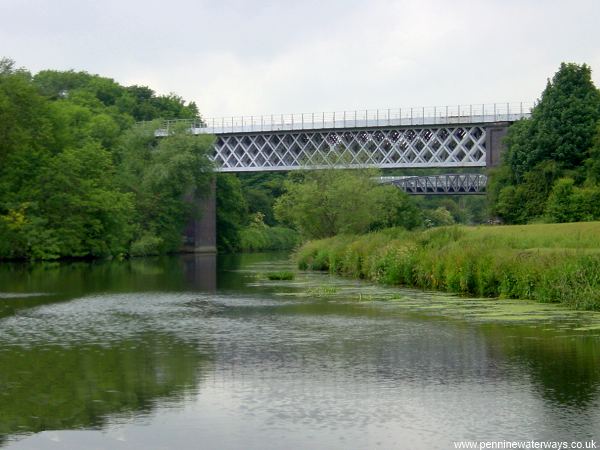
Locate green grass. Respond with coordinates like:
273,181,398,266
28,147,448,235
295,222,600,311
265,271,295,281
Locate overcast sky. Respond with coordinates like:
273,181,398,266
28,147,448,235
2,0,599,118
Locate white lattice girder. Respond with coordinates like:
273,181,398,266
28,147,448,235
213,125,487,172
389,174,487,195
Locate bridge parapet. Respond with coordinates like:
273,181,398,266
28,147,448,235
154,102,531,135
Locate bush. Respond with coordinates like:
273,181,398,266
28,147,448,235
265,271,295,280
238,224,299,252
130,233,163,257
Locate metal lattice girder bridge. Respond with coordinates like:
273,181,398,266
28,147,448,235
213,125,490,172
381,174,488,195
154,102,531,172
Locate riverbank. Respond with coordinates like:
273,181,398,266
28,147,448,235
238,224,299,252
296,222,600,310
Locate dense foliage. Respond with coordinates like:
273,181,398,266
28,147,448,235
238,172,286,226
215,173,247,253
215,172,299,253
490,63,600,223
0,58,212,260
239,220,300,252
273,165,422,239
297,222,600,311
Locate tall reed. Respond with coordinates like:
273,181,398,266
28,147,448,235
296,223,600,310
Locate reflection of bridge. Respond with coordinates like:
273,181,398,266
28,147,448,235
164,103,530,252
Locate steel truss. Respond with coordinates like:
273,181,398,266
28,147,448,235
388,174,487,195
213,125,488,172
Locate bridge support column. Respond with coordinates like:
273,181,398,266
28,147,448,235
485,123,510,167
182,178,217,253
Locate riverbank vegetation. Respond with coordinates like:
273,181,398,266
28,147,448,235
296,222,600,310
216,167,481,252
0,58,213,260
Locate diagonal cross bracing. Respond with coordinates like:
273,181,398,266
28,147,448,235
386,174,488,195
213,125,488,172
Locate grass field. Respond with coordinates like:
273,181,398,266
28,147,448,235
296,222,600,310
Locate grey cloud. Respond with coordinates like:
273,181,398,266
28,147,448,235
1,0,599,117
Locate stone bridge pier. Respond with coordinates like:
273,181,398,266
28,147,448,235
485,124,509,167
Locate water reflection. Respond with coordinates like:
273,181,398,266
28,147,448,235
182,254,217,291
0,253,599,449
485,324,600,408
0,254,217,319
0,334,210,445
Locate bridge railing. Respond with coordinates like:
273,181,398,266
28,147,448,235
154,102,533,135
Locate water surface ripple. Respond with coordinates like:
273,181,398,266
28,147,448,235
0,253,599,449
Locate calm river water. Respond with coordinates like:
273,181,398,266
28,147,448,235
0,253,599,449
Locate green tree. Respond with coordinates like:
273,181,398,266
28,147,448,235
532,63,600,170
423,207,455,228
237,172,286,226
274,167,421,239
370,185,422,230
545,178,578,223
545,178,600,223
585,123,600,183
0,59,214,260
38,143,135,258
117,127,214,255
490,63,600,223
216,173,247,252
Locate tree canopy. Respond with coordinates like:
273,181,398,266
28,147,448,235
489,63,600,223
0,58,212,260
273,165,421,239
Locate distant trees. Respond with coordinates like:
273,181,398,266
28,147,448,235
32,69,199,121
9,58,600,258
490,63,600,223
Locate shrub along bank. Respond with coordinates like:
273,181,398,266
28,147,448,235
239,224,299,252
296,222,600,310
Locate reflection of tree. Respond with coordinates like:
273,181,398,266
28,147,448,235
483,324,600,408
0,333,212,443
0,254,217,319
217,253,279,291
